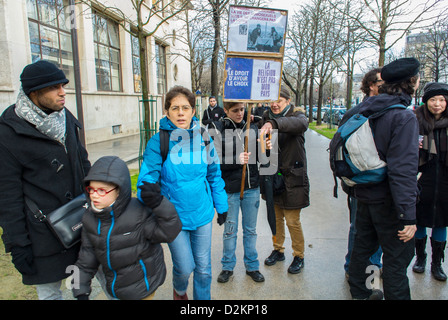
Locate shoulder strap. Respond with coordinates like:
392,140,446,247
369,104,407,119
160,129,169,163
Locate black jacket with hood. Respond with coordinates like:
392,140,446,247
73,156,181,300
209,117,260,194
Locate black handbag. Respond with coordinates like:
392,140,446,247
25,194,89,249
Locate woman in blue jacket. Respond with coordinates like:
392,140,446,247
137,86,228,300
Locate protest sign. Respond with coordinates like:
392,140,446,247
224,57,281,101
223,5,287,102
228,6,287,55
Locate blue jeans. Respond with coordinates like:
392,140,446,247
222,188,260,272
345,196,383,273
35,281,63,300
168,221,212,300
415,226,447,242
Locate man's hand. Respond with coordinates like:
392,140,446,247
398,224,416,242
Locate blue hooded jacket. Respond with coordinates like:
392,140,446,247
137,116,228,230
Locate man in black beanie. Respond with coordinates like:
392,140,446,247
0,60,90,299
345,57,421,300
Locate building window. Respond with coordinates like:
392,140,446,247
27,0,74,88
92,12,122,92
131,34,142,93
155,42,167,95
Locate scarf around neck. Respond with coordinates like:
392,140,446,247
15,87,67,146
269,104,291,119
418,111,448,167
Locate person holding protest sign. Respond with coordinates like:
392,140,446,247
259,85,310,274
209,101,265,283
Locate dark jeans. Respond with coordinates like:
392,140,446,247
348,198,415,300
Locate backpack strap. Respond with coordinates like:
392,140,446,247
369,104,407,119
159,127,211,164
159,129,169,163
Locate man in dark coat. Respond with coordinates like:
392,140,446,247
259,86,310,274
0,60,90,299
347,57,420,300
202,96,226,126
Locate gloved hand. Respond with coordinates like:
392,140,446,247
11,246,37,275
217,212,227,226
139,182,163,209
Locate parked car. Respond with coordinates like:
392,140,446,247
334,109,346,125
323,109,338,123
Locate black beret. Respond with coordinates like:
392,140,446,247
422,82,448,103
381,57,420,84
20,60,69,95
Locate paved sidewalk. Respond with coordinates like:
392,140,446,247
70,130,447,300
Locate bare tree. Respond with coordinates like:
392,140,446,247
329,0,445,66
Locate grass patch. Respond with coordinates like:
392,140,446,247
130,169,139,196
0,228,38,300
308,122,337,139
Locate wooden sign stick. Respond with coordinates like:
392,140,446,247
240,104,252,200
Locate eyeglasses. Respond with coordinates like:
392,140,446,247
169,105,193,113
85,186,117,197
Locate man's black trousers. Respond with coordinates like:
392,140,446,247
348,197,415,300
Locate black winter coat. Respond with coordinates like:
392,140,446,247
416,106,448,228
0,105,90,285
345,93,419,223
73,156,181,300
260,106,310,210
209,117,260,194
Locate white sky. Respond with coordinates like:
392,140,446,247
266,0,447,73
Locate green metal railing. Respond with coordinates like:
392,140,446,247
138,96,158,170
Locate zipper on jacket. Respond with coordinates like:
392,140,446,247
97,220,101,235
106,211,118,298
139,259,150,292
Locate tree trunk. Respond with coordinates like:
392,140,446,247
211,1,220,97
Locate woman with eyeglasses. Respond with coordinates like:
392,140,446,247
137,86,228,300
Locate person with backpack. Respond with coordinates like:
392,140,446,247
343,57,420,300
137,86,228,300
209,101,264,283
259,86,310,274
343,68,384,278
413,82,448,281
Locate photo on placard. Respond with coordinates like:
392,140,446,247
227,5,287,55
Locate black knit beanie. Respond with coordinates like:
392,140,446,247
422,82,448,103
20,60,69,95
279,85,291,100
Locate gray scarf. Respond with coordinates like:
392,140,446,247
15,87,66,146
269,104,291,119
